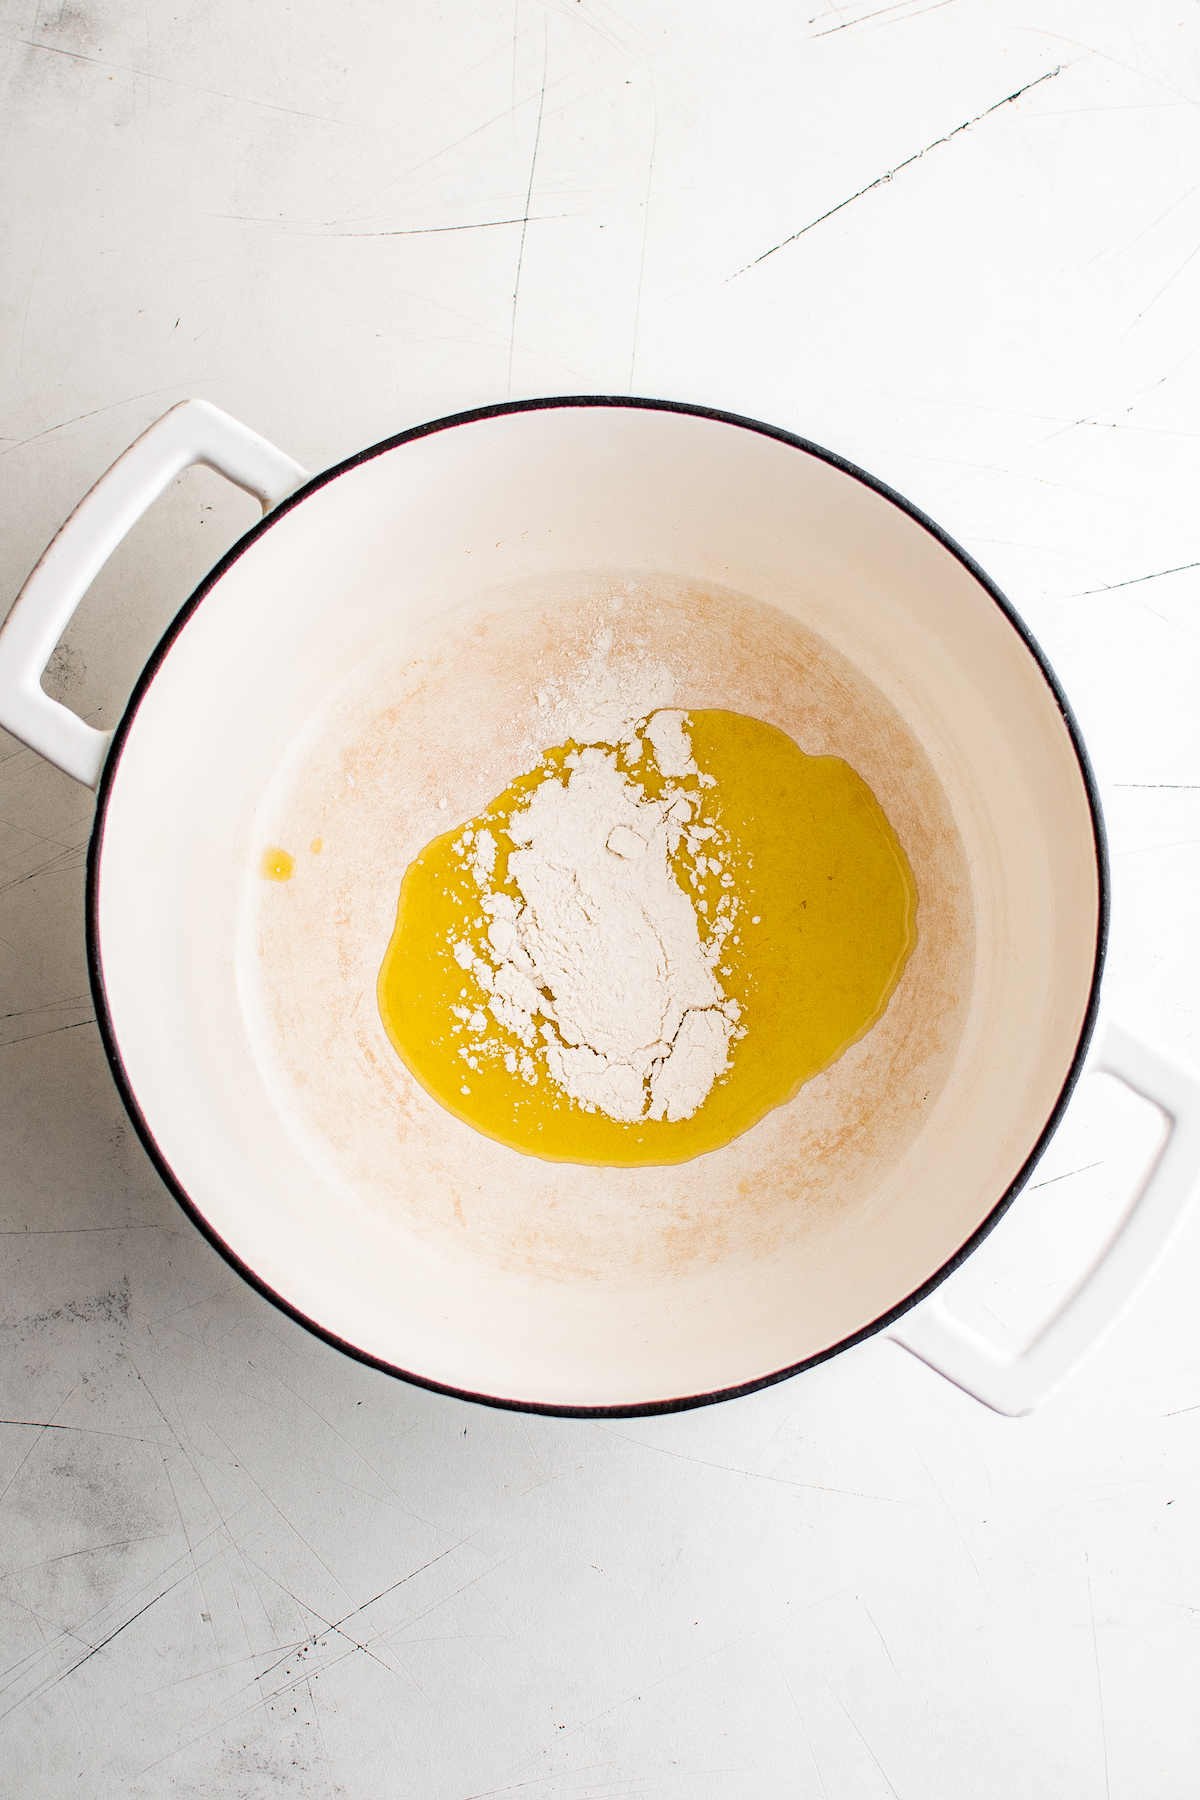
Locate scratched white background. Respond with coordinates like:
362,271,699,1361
3,1,1200,1794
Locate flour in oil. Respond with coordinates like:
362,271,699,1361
376,709,917,1166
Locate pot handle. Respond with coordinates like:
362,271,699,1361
0,399,308,789
887,1015,1200,1415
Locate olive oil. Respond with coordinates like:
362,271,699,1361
260,846,296,881
378,710,917,1166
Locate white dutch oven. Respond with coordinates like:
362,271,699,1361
3,397,1198,1417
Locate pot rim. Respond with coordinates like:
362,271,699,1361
85,394,1110,1418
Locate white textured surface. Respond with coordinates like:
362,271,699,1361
2,3,1199,1794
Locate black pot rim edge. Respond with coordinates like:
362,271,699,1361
85,393,1111,1420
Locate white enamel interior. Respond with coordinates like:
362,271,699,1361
95,405,1100,1408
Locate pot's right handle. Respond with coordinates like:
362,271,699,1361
0,399,308,789
888,1016,1200,1415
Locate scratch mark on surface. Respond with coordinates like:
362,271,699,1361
0,1421,76,1429
507,19,548,398
1087,1555,1111,1800
323,214,569,239
880,389,1200,441
317,67,560,237
861,1600,910,1696
1085,240,1200,376
742,1379,821,1482
130,1659,316,1781
1,992,92,1018
956,1286,1020,1345
306,1664,338,1800
247,1333,446,1535
0,1019,95,1049
511,0,520,150
1033,27,1173,97
198,1419,358,1611
1091,0,1198,107
867,1368,987,1594
1114,784,1200,790
1114,838,1200,857
331,1544,466,1634
628,80,657,393
1137,600,1188,632
515,1419,569,1519
1028,1160,1106,1190
821,1675,902,1797
0,387,185,459
0,1515,237,1708
246,1560,407,1683
211,208,575,237
157,1445,219,1648
1067,559,1200,597
0,1384,79,1511
813,0,959,37
0,821,80,852
20,1582,175,1696
15,37,352,124
590,1425,916,1503
367,1547,522,1645
725,64,1065,281
0,849,89,899
1011,114,1062,208
16,1534,168,1573
1083,180,1200,273
541,1626,762,1760
0,1559,89,1742
134,1640,287,1705
771,1650,830,1799
0,1422,148,1442
0,1225,160,1235
131,1550,497,1780
461,1783,551,1799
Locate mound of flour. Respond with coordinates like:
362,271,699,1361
448,711,742,1124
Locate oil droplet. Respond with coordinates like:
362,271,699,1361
260,846,295,882
310,837,323,854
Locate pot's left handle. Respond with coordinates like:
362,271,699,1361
0,399,309,789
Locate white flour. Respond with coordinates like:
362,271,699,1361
446,710,744,1124
519,607,678,757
